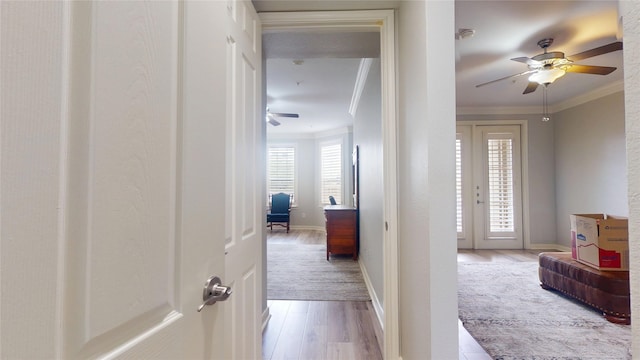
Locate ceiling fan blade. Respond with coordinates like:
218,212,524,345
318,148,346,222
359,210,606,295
568,41,623,61
476,69,537,88
511,57,541,66
271,112,299,118
268,118,281,126
522,82,539,94
566,64,617,75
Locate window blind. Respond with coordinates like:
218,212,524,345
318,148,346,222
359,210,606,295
456,138,463,233
321,143,342,204
487,138,514,232
267,146,295,203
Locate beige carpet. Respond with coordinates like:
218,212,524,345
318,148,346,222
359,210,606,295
267,243,370,301
458,262,632,360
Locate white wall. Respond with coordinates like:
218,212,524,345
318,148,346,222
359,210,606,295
456,114,557,247
398,1,459,358
554,92,628,248
353,59,384,308
622,0,640,352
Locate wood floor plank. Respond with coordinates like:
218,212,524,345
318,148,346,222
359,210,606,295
366,302,384,355
327,301,351,343
326,342,357,360
299,302,329,360
352,304,383,359
457,250,494,262
494,249,539,262
262,301,291,360
267,229,325,245
269,313,307,360
458,249,558,263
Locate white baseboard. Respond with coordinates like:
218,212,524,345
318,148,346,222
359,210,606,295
359,259,384,331
529,243,571,252
262,306,271,333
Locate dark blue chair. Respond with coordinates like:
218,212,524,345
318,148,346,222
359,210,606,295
267,193,291,232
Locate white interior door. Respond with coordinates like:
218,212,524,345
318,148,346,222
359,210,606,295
62,2,231,358
224,0,263,358
457,124,524,249
1,1,261,358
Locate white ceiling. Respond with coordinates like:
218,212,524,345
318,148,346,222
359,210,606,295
266,58,364,134
264,32,380,135
261,1,624,134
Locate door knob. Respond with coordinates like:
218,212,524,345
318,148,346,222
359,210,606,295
197,276,232,312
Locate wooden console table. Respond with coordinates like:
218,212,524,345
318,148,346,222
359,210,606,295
324,205,358,260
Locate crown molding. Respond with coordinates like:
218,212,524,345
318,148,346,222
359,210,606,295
457,80,625,116
349,58,373,117
552,80,624,113
267,126,352,140
456,105,542,115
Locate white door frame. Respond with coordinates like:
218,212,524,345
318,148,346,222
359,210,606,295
260,10,400,360
457,120,531,250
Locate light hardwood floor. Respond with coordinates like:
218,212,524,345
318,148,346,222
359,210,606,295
263,300,383,360
263,229,558,359
263,229,383,360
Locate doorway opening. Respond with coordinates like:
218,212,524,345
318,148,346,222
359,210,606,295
260,10,399,360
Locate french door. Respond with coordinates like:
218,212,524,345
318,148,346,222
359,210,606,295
457,124,524,249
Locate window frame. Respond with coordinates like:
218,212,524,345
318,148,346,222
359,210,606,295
319,139,344,206
266,143,298,207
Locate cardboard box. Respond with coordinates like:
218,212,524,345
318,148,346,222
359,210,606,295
571,214,629,271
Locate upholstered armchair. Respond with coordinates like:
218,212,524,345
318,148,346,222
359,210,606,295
267,193,291,232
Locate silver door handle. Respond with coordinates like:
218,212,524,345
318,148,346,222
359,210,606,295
197,276,232,312
477,200,484,204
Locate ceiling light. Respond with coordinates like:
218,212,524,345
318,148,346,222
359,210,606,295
528,68,566,85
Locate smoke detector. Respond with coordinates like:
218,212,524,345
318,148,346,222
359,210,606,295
455,28,476,40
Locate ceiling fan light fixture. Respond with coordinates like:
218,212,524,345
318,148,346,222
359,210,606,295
528,68,566,85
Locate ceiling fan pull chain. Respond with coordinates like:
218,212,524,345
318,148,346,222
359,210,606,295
542,87,550,122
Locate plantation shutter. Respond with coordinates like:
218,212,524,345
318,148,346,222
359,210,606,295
267,146,295,203
321,143,342,204
486,138,515,232
456,138,463,233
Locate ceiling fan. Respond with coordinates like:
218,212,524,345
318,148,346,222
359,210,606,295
266,108,299,126
476,38,623,94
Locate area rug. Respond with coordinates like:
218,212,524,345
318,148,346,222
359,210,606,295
458,262,632,360
267,243,370,301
